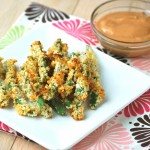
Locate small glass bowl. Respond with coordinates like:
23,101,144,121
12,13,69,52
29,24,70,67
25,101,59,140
91,0,150,57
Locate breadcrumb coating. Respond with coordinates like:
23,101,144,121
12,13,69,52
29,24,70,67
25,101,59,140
0,39,105,120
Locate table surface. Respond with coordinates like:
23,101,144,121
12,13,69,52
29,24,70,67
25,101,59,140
0,0,106,149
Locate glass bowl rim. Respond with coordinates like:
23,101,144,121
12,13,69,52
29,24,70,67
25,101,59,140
90,0,150,45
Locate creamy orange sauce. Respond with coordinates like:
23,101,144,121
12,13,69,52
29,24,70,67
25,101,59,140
96,12,150,42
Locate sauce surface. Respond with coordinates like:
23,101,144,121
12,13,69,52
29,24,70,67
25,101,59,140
96,12,150,42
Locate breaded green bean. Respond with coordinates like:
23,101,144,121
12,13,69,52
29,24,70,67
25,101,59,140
4,59,26,106
17,57,39,101
47,95,66,115
0,83,9,108
30,41,50,82
43,58,68,100
0,57,9,108
15,103,40,117
64,99,84,120
36,97,53,118
74,76,89,101
60,53,86,120
17,59,52,117
48,38,68,57
0,57,5,79
4,59,38,116
86,47,105,109
15,96,52,118
17,56,53,118
73,52,90,102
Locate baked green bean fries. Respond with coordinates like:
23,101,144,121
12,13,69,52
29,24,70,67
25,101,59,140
0,39,105,120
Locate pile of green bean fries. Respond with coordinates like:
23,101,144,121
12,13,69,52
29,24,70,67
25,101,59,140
0,39,105,120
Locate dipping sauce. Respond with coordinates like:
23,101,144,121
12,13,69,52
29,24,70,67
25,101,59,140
96,12,150,42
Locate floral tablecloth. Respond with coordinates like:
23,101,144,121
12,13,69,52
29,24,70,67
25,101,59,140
0,3,150,150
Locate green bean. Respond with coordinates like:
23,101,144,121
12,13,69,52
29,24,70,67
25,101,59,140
0,57,9,108
48,96,66,116
48,38,68,57
74,76,89,101
0,83,9,108
30,41,50,82
3,59,27,110
64,99,84,120
43,58,68,100
89,91,98,109
0,57,5,80
86,47,105,109
15,97,52,118
36,97,53,118
17,56,53,118
17,57,39,101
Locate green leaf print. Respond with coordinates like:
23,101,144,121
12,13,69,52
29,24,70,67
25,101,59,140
0,25,25,50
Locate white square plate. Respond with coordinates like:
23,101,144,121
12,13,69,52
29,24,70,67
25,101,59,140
0,24,150,150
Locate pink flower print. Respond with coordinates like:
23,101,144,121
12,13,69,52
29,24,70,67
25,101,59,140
52,19,99,46
0,121,17,136
0,121,11,132
124,89,150,117
73,123,133,150
129,53,150,73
